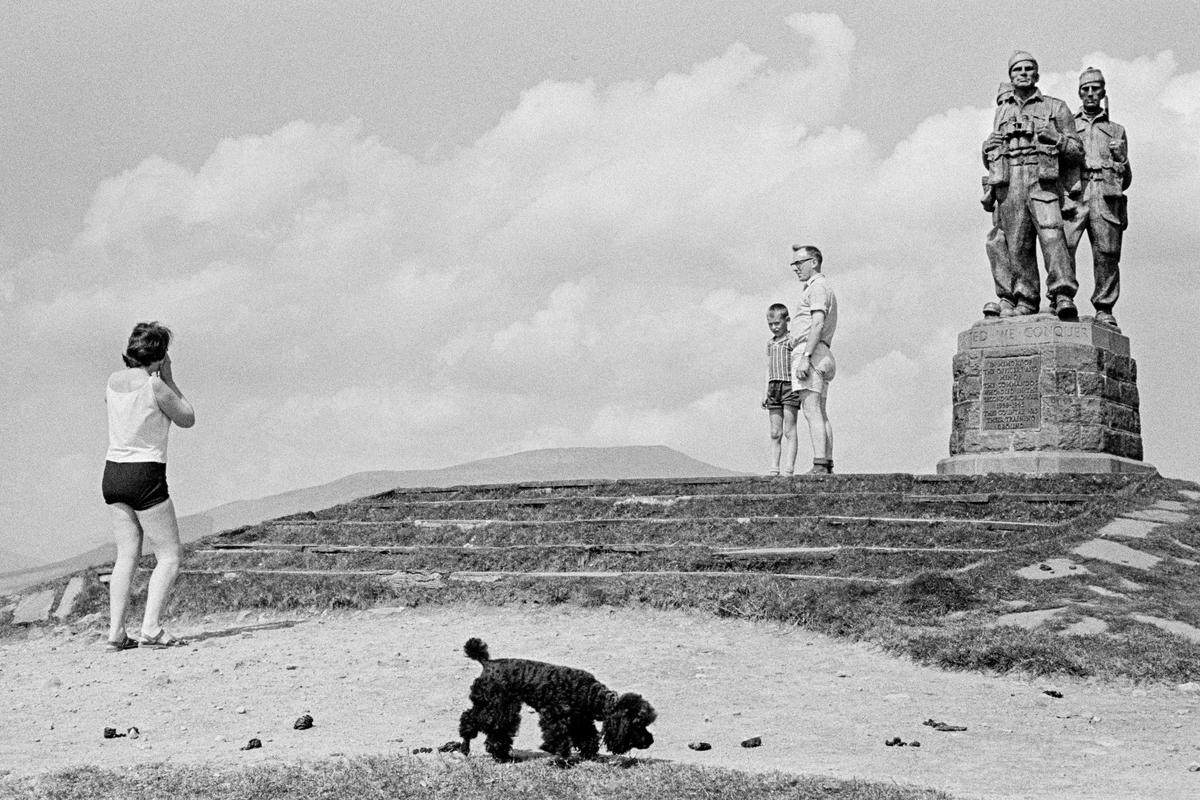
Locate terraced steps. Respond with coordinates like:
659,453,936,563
185,472,1154,592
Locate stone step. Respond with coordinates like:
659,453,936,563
348,473,1145,502
182,544,983,579
203,541,1002,556
313,495,1089,524
218,515,1054,550
11,588,56,624
264,513,1064,530
175,567,899,585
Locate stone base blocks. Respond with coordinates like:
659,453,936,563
938,314,1154,475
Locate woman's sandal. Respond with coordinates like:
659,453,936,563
138,628,187,649
105,634,139,652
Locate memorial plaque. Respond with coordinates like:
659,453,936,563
981,355,1041,430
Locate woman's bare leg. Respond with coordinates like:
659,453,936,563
136,498,182,636
107,504,142,642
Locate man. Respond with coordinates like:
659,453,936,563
981,51,1084,321
789,245,836,475
1065,66,1131,331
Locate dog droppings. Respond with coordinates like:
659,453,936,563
688,741,712,751
740,736,762,748
1043,690,1064,699
240,738,262,750
924,719,967,732
293,714,313,730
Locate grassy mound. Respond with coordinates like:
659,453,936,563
9,472,1200,683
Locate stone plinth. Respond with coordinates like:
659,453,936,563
937,314,1154,475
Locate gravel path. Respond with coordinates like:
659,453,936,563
2,605,1197,799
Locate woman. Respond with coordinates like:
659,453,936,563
102,322,195,650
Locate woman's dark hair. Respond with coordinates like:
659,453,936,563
122,321,172,368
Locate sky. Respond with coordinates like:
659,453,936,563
2,1,1199,564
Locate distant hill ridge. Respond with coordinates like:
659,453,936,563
0,446,739,593
201,445,740,533
0,549,45,574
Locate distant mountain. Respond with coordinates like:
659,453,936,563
0,446,739,594
0,514,212,596
0,548,44,574
199,445,740,533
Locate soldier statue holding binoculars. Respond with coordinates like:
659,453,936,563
981,51,1084,321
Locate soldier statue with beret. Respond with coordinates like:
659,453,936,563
1064,66,1131,331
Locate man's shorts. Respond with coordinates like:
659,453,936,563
793,343,836,396
764,380,800,410
102,460,170,511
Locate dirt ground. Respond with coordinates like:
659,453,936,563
1,604,1197,800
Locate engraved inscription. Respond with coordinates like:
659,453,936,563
982,356,1041,430
959,319,1129,356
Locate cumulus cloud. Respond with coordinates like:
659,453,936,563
3,14,1199,559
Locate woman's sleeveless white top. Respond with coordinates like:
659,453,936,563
106,379,170,463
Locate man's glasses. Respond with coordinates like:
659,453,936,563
791,257,817,272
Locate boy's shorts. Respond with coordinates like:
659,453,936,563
793,343,836,396
764,380,800,410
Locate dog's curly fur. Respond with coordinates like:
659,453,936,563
457,637,656,761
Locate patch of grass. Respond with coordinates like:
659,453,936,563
906,626,1093,677
5,754,958,800
901,573,977,614
903,622,1200,682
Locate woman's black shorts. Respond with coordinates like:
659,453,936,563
102,461,169,511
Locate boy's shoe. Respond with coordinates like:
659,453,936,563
765,468,780,476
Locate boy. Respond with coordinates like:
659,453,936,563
762,303,800,476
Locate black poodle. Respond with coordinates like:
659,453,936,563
457,637,656,761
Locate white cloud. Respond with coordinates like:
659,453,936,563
4,14,1200,559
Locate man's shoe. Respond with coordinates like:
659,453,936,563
1054,296,1078,321
807,459,832,475
1094,311,1121,331
982,301,1002,318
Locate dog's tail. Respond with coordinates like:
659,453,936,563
464,637,490,662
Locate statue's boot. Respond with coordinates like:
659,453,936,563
1006,300,1038,317
1053,296,1078,321
1094,310,1120,331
